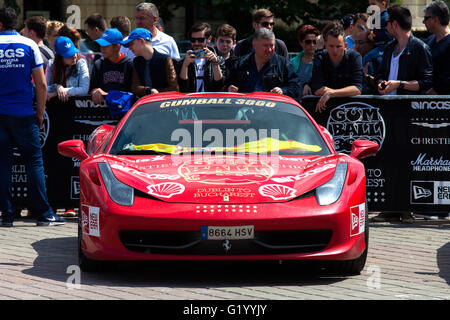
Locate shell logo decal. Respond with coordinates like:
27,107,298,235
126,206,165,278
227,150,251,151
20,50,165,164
146,182,185,198
258,184,297,201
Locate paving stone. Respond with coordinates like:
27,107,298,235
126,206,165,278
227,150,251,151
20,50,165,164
0,220,448,300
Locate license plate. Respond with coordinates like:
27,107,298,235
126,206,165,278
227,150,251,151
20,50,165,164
201,225,254,240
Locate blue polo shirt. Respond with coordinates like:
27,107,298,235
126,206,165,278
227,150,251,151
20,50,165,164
0,31,43,117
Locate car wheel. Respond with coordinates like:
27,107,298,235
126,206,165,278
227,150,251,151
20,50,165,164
329,209,369,275
78,223,103,272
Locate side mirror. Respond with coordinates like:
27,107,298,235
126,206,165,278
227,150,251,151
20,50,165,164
349,139,379,159
58,140,89,161
87,124,115,155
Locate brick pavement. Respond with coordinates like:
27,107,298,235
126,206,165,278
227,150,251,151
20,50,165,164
0,215,449,300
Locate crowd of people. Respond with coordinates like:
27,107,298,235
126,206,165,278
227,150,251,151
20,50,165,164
0,1,449,225
9,1,450,109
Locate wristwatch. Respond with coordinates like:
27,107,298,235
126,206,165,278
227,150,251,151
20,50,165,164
145,87,152,95
398,81,404,90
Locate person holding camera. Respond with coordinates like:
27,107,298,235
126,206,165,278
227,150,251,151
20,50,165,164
122,28,179,97
177,22,224,93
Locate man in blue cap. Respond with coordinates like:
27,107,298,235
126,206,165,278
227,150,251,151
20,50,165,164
90,28,134,105
122,28,178,97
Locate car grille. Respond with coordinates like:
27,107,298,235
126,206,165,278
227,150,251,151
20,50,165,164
119,230,332,255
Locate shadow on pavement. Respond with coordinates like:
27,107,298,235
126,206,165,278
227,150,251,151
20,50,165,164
437,242,450,286
23,236,348,288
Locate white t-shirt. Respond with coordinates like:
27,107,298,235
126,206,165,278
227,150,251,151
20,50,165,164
120,37,135,59
151,30,180,61
194,58,206,92
387,48,405,95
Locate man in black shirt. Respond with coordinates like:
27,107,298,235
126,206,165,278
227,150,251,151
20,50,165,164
226,28,300,99
423,0,450,94
177,22,224,93
233,8,289,59
89,28,133,104
310,25,363,113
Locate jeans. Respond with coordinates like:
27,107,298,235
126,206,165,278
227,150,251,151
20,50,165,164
0,114,53,220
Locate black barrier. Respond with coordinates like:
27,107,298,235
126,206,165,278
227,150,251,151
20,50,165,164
301,95,450,217
10,95,450,217
11,96,121,210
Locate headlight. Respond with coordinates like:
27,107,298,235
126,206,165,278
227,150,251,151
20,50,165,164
315,162,347,206
98,162,134,206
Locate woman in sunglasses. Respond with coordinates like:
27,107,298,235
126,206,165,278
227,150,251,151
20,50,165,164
290,24,320,97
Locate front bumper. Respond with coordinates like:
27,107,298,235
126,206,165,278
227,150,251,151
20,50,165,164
80,194,367,262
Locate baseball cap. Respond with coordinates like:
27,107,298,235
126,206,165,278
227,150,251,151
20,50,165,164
121,28,152,47
95,28,124,47
54,36,80,58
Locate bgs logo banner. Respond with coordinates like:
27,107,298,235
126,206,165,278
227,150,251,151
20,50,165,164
327,102,385,153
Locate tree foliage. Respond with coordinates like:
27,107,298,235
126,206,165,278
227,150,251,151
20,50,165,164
154,0,371,37
4,0,21,15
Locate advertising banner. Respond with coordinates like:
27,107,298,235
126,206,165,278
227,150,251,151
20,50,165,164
300,95,450,216
10,95,450,216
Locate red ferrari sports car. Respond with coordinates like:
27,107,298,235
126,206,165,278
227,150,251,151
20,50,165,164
58,92,378,274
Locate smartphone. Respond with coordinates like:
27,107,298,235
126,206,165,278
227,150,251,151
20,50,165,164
192,49,206,58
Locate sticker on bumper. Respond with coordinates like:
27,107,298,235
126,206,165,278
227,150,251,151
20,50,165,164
81,205,100,237
350,203,365,237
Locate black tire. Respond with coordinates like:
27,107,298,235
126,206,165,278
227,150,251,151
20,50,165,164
328,209,369,275
78,223,103,272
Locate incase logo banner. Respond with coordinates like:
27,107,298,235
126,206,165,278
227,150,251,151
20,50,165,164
411,101,450,110
410,181,450,205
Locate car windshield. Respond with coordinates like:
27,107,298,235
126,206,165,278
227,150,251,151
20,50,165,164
109,97,330,156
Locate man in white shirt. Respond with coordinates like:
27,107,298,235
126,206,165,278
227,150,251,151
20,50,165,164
375,5,433,95
135,2,180,61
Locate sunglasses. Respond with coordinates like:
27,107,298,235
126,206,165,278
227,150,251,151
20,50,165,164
304,39,317,45
190,37,207,43
260,21,275,27
423,16,433,21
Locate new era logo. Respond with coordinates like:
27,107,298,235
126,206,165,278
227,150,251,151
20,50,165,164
413,185,432,200
410,181,434,204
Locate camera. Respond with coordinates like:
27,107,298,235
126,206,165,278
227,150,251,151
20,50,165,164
379,81,387,90
192,49,206,58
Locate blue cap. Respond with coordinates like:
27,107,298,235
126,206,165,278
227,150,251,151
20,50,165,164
121,28,152,47
95,28,124,47
54,36,80,58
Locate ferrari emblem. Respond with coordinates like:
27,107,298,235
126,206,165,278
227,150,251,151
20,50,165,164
223,240,231,253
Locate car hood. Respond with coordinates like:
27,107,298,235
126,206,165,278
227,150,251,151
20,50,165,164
104,154,339,203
